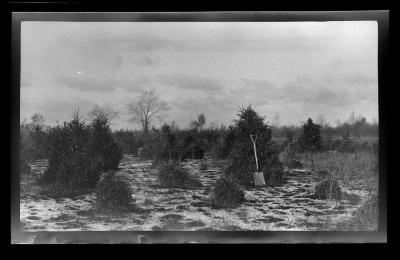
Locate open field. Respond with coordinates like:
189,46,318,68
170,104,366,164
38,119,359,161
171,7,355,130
20,151,378,231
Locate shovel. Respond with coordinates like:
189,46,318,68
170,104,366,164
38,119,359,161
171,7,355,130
250,134,266,187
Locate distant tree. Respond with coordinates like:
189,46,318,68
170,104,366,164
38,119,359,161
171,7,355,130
160,123,177,163
88,105,118,122
88,111,122,173
30,113,45,129
198,113,206,130
300,118,322,152
127,91,168,142
190,113,206,131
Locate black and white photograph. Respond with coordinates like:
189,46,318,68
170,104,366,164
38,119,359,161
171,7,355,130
13,12,387,242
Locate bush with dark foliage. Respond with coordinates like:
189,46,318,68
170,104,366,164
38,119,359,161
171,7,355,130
96,171,135,213
224,106,284,187
300,118,322,152
212,175,245,208
88,115,122,172
41,112,122,197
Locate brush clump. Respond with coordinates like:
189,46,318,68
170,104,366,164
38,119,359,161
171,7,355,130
314,178,342,200
212,175,245,208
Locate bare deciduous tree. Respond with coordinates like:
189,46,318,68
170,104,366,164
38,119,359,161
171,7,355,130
88,105,118,123
30,113,46,129
128,90,168,141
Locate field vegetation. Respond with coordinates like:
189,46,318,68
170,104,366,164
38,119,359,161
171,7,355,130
19,93,379,228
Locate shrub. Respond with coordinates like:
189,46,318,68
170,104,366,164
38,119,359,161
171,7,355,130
299,118,322,152
212,175,245,208
95,171,135,213
41,116,91,189
41,112,122,197
88,115,122,171
157,163,202,189
314,179,342,200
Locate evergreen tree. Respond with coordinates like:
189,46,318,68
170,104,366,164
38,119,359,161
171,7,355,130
42,111,122,196
225,106,283,187
300,118,322,152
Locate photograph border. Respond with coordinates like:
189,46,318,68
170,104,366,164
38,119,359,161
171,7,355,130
11,10,389,244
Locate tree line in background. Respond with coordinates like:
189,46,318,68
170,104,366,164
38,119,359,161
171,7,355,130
20,105,379,167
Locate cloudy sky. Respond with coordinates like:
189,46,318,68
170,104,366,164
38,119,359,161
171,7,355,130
20,21,378,130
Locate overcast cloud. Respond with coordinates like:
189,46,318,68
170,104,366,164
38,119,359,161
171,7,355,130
20,21,378,130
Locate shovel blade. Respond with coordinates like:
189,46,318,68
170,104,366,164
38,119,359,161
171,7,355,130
253,172,266,186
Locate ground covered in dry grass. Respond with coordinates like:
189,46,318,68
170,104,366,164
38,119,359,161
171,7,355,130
20,152,378,231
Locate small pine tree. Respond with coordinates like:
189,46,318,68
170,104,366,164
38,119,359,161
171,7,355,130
300,118,322,152
225,106,283,187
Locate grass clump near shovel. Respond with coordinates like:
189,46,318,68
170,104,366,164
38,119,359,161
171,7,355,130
314,178,342,200
212,175,245,208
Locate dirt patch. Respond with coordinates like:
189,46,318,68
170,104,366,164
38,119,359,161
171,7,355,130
176,205,189,211
191,201,210,208
258,216,284,223
77,209,95,217
304,210,325,217
276,205,293,210
27,215,41,220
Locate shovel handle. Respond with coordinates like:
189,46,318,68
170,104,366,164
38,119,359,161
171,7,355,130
250,135,259,171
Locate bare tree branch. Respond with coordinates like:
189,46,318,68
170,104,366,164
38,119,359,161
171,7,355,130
127,90,168,139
